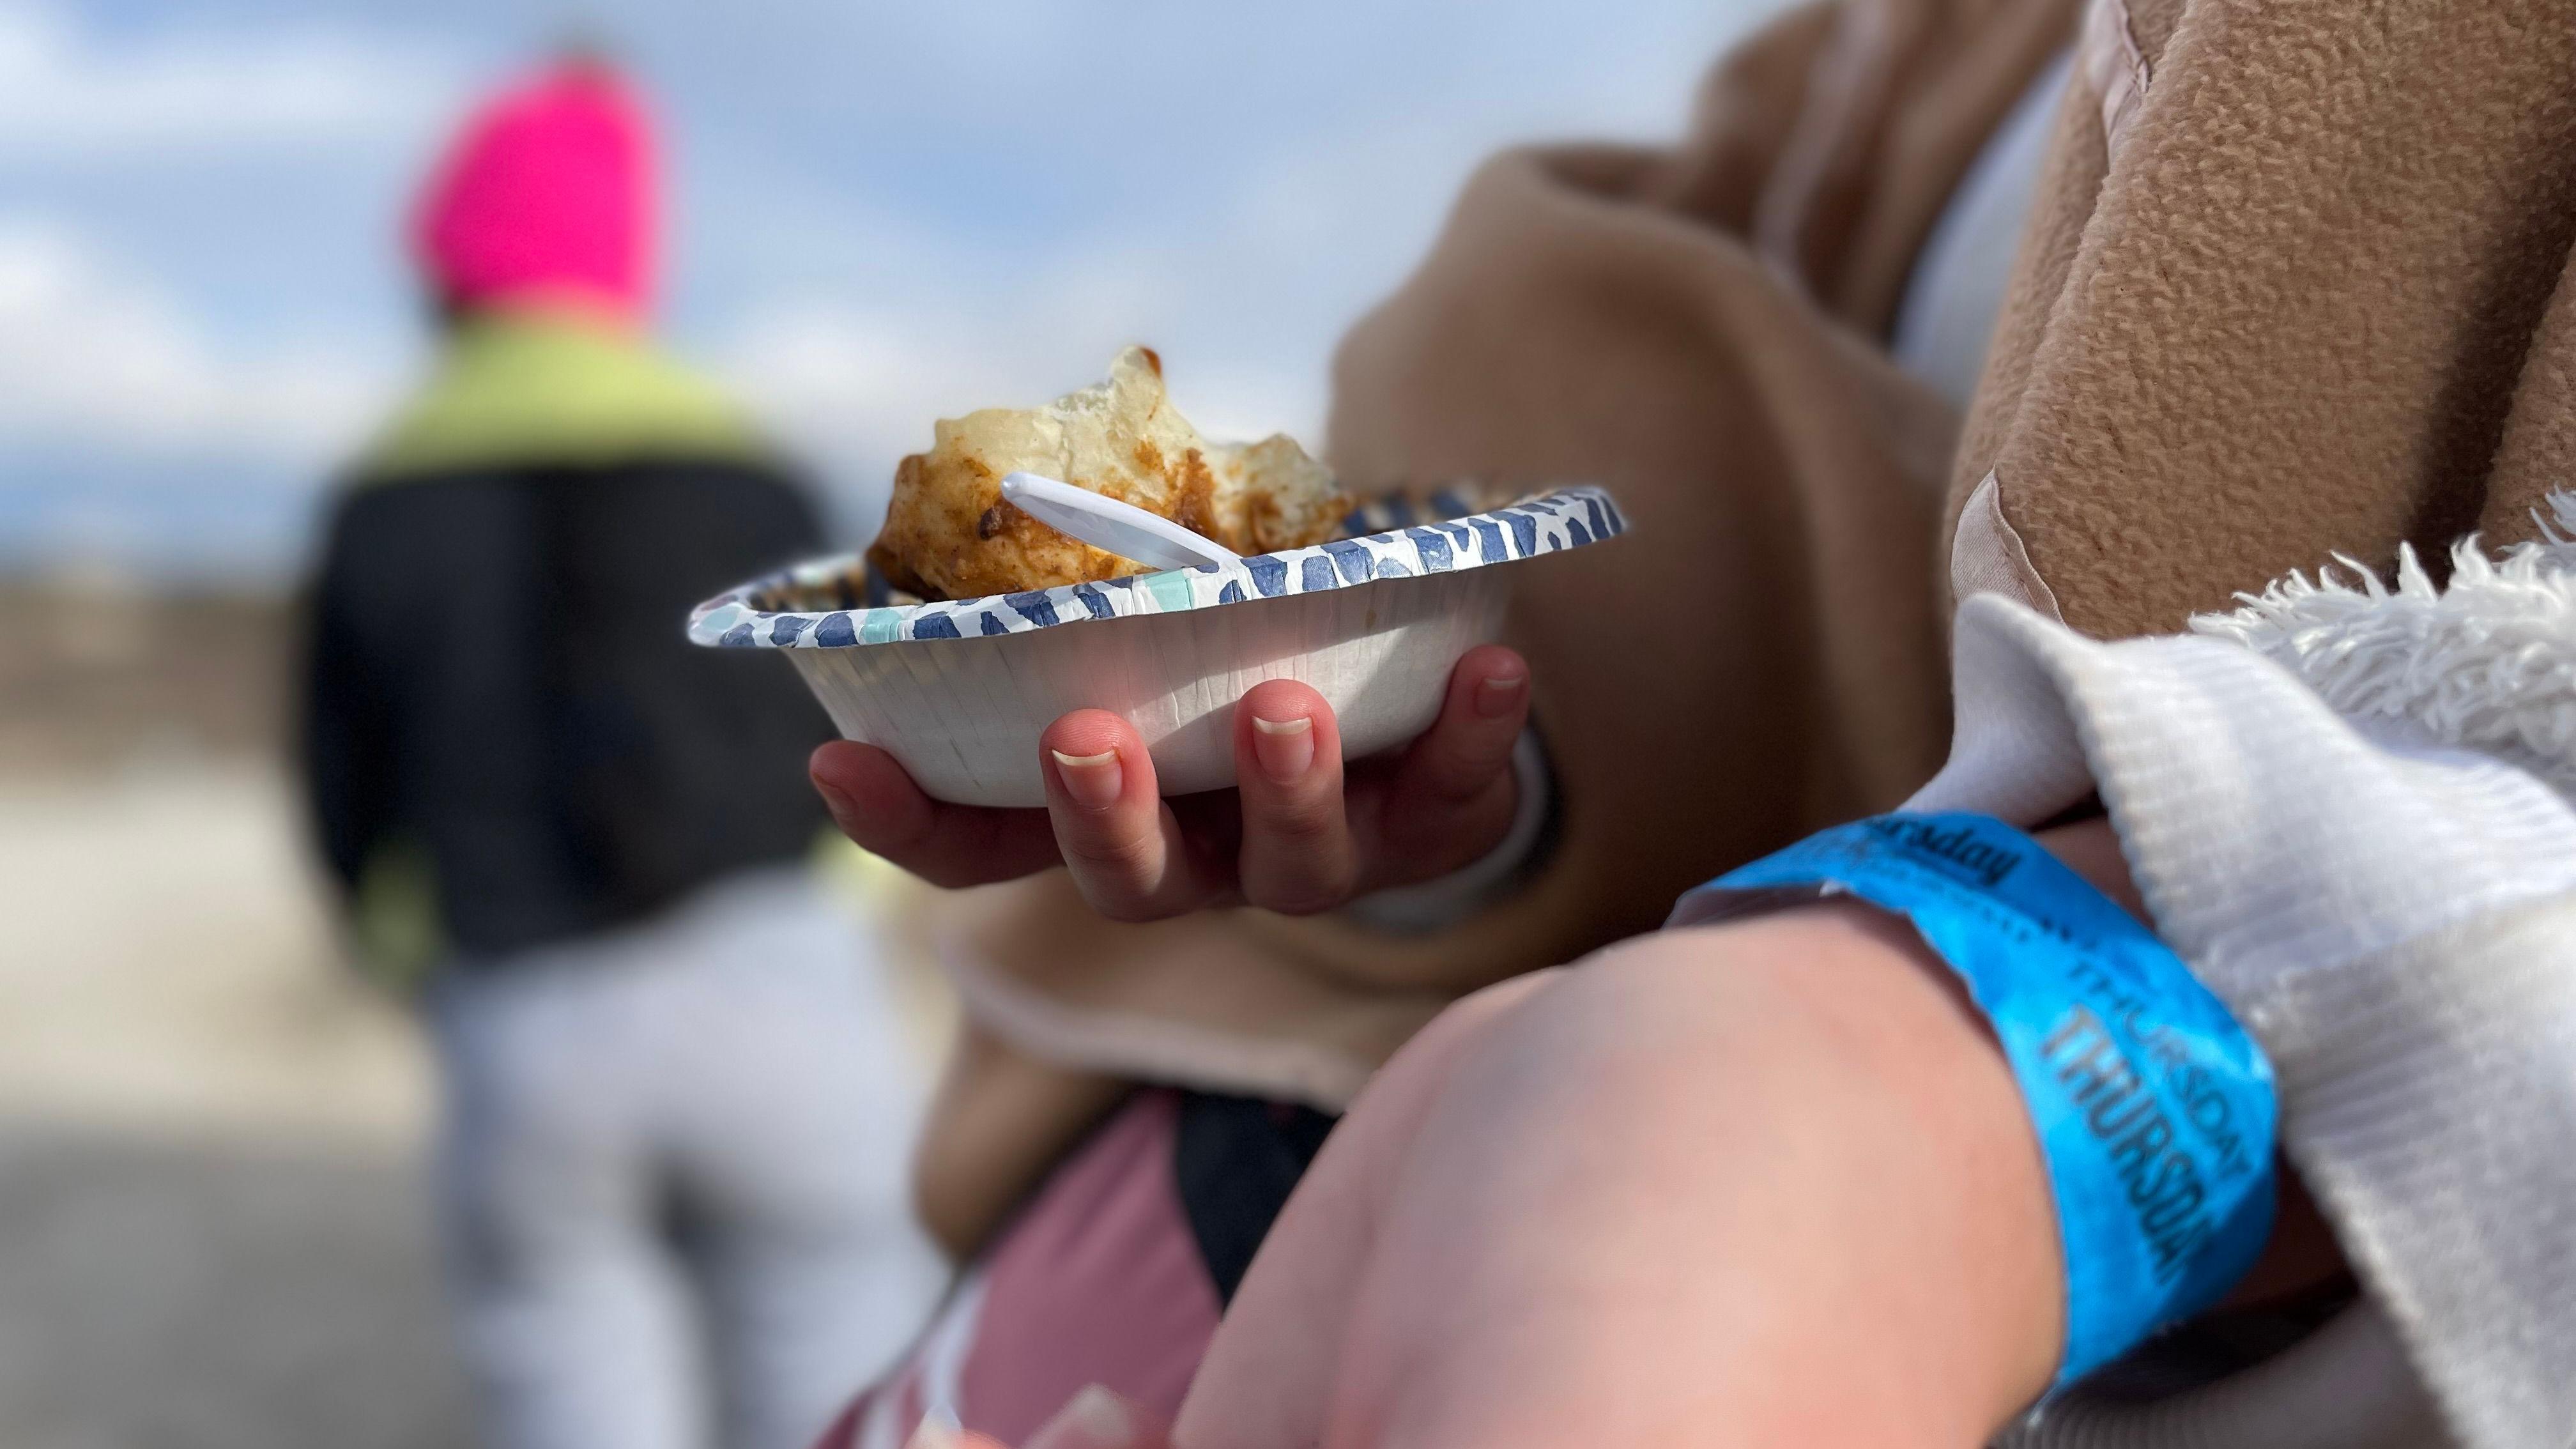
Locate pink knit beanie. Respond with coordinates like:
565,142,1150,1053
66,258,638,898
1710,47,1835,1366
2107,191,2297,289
411,60,657,320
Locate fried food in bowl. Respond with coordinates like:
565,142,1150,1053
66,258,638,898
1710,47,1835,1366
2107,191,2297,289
865,347,1349,600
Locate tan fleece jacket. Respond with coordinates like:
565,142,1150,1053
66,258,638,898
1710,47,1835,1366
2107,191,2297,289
1951,0,2576,636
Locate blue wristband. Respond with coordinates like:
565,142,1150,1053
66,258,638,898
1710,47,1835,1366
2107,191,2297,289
1675,813,2278,1389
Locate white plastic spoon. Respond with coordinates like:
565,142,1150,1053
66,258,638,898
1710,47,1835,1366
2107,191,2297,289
999,471,1240,571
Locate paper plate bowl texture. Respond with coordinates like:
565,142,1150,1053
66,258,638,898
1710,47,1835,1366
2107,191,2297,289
689,486,1622,808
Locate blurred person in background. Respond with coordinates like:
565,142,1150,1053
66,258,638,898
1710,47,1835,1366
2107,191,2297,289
298,56,940,1449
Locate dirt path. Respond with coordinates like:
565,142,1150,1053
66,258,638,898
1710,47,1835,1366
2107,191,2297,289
0,1125,470,1449
0,762,468,1446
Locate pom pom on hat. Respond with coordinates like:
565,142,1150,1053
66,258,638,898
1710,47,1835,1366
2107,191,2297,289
411,58,657,319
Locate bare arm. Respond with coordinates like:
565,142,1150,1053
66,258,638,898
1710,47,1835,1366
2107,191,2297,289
1169,819,2336,1449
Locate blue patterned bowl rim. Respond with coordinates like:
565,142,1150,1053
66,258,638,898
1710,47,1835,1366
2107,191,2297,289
687,484,1623,649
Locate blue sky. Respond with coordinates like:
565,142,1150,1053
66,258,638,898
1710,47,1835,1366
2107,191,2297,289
1,0,1786,585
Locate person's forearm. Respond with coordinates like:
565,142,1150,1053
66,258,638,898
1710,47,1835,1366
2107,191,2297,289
1180,815,2334,1449
1324,905,2064,1448
1606,905,2067,1443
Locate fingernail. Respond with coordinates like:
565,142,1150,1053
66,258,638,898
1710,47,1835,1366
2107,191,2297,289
1051,748,1124,808
1027,1385,1140,1449
813,777,856,820
906,1406,962,1449
1475,673,1527,718
1250,712,1315,783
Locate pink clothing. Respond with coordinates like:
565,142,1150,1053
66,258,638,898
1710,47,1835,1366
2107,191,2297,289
411,61,656,320
815,1093,1221,1449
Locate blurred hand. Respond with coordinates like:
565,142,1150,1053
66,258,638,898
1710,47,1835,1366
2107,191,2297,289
809,646,1531,921
909,1386,1170,1449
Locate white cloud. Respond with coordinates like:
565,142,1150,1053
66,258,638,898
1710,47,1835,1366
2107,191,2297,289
0,3,456,159
687,155,1293,514
684,0,1782,502
710,257,1325,524
0,218,399,464
697,108,1494,512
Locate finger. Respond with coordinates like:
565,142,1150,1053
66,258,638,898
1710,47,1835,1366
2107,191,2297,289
1040,710,1219,921
1232,680,1358,914
810,741,1061,889
1175,970,1566,1449
1351,645,1529,888
1026,1386,1172,1449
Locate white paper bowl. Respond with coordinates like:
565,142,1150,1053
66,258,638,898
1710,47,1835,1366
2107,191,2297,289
689,486,1625,807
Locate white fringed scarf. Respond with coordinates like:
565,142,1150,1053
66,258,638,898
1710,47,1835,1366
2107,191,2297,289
2192,493,2576,799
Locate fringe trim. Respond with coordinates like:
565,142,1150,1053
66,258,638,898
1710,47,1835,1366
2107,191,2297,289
2189,492,2576,797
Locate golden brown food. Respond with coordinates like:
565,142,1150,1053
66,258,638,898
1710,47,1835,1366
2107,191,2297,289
865,347,1350,600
